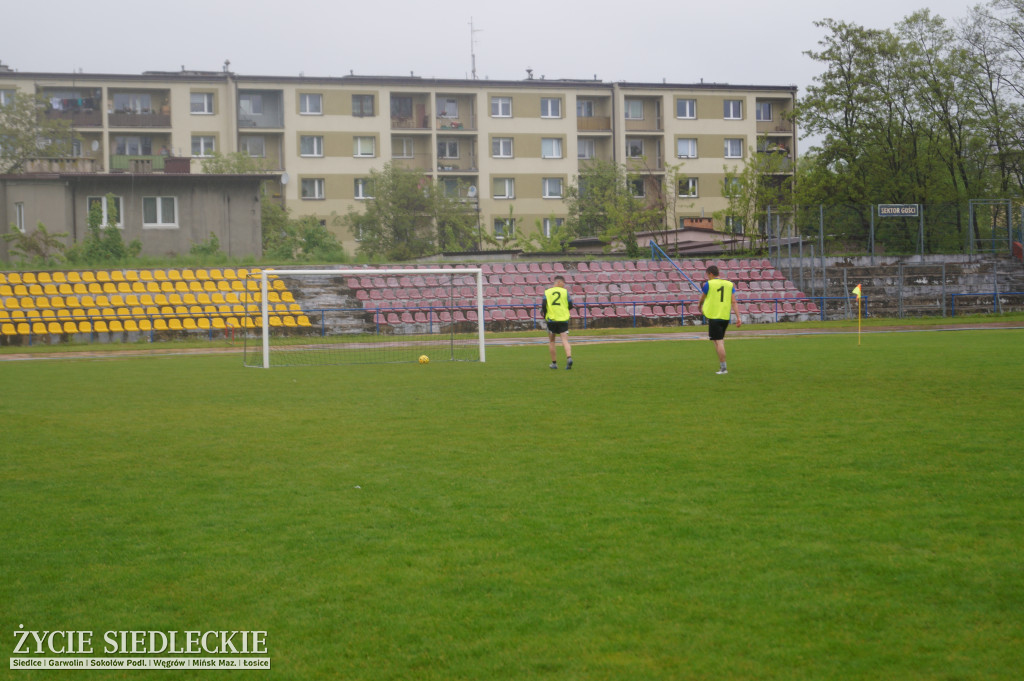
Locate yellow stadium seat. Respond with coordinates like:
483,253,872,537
221,268,237,279
145,282,160,293
197,317,211,330
94,320,108,333
35,297,50,308
66,271,81,283
153,319,168,331
125,270,139,282
62,321,77,334
0,273,6,284
175,281,188,292
102,282,116,293
81,271,96,283
53,272,68,283
79,295,95,307
283,316,297,327
5,298,19,310
124,294,140,306
23,273,38,284
32,322,47,334
160,306,174,317
168,270,182,281
72,309,86,320
212,317,226,329
7,273,22,284
182,318,198,330
226,317,240,328
124,320,139,332
117,282,131,293
37,272,52,284
58,283,72,295
297,315,312,327
269,316,283,327
181,269,195,280
197,293,212,305
169,319,183,330
29,284,44,296
138,319,152,332
88,282,102,294
111,270,125,282
72,283,87,294
48,321,62,334
95,295,110,307
195,269,209,280
202,280,217,292
0,284,11,296
130,282,146,293
2,323,16,335
109,320,124,332
43,284,58,295
50,296,65,308
217,280,231,292
109,295,124,307
13,284,28,296
78,320,92,333
139,270,154,281
96,271,111,282
17,322,31,334
208,269,222,279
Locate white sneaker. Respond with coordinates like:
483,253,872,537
716,369,728,375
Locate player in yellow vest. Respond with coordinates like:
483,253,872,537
698,265,741,374
542,275,574,369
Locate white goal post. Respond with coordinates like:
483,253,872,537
246,267,486,368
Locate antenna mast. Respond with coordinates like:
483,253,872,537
469,17,481,79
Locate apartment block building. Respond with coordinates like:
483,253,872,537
1,65,797,254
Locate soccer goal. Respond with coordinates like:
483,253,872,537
242,267,486,368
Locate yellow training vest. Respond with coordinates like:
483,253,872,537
544,286,571,322
702,279,735,320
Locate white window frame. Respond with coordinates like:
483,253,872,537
493,178,514,199
624,99,644,120
300,93,323,115
438,98,458,118
724,138,744,158
626,137,644,158
492,137,513,158
542,177,563,199
239,94,263,116
190,92,214,114
352,94,374,117
301,178,325,200
191,135,216,157
438,139,459,159
756,102,772,121
676,98,696,119
394,137,414,159
300,135,324,158
628,177,645,198
724,177,742,197
541,98,561,118
142,196,178,229
541,138,563,159
678,177,698,198
353,136,376,158
493,218,515,240
577,138,595,160
354,178,374,200
491,96,512,118
240,135,266,158
542,217,564,238
86,195,124,228
577,99,594,117
724,99,743,120
14,202,25,232
677,138,698,159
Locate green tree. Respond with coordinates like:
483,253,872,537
564,160,661,257
0,91,78,174
200,151,269,174
261,196,347,262
344,163,477,260
716,136,795,250
2,222,68,265
65,194,141,265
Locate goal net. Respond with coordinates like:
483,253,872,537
242,267,485,368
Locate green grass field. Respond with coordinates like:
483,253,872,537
2,328,1022,680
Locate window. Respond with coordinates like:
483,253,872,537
578,139,595,160
542,217,564,238
114,136,152,155
491,96,512,117
239,94,262,116
240,136,265,157
492,137,513,158
0,90,15,106
190,92,214,114
756,102,772,121
724,177,741,197
724,99,742,119
541,98,561,118
14,202,25,232
628,177,645,197
353,136,375,157
494,218,515,239
492,178,514,199
678,178,698,198
301,178,325,199
352,94,374,117
354,178,374,199
438,98,458,118
113,93,151,113
71,139,82,157
725,216,744,233
300,135,324,157
300,93,322,115
86,196,123,228
541,138,563,159
624,99,644,120
438,139,459,159
676,98,696,119
390,96,413,118
142,196,177,227
576,99,594,117
626,138,644,158
677,138,697,158
441,178,461,197
724,138,743,158
394,137,414,158
542,178,563,199
191,135,215,157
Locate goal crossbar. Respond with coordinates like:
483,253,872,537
254,267,486,368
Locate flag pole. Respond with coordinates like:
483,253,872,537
857,293,861,346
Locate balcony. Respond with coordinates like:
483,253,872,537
108,111,171,128
110,155,166,172
436,117,476,131
391,115,430,130
437,156,478,172
577,116,611,132
24,157,102,173
44,108,102,127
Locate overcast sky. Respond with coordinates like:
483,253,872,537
4,0,978,144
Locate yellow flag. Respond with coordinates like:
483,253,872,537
852,284,862,298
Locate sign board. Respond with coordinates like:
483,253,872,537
878,204,920,217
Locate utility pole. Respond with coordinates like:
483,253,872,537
469,17,481,80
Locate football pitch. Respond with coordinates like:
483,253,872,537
2,328,1022,680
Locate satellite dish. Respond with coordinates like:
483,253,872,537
280,172,289,185
467,185,477,198
91,140,99,151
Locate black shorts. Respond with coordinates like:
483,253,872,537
546,320,569,335
708,318,729,341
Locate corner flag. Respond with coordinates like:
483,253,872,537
852,284,862,298
852,285,862,345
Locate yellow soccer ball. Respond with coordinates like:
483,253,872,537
418,355,430,364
